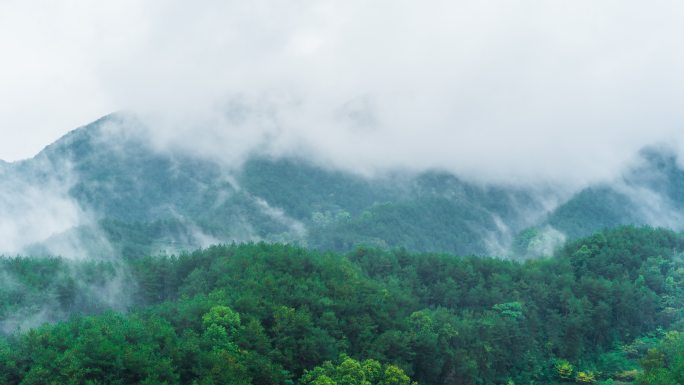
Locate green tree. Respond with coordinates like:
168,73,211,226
299,355,416,385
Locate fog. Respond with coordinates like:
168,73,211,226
6,1,684,336
1,1,684,188
0,158,102,258
0,1,683,259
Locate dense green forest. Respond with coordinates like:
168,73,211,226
0,226,683,384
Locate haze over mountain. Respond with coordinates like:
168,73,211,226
3,1,684,262
4,1,684,186
1,114,683,260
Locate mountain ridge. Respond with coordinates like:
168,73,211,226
3,114,684,259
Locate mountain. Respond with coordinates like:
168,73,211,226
3,114,684,259
0,114,548,258
543,148,684,239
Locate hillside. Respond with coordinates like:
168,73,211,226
0,227,682,384
0,115,551,258
545,148,684,239
3,115,684,260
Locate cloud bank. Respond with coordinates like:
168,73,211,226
2,1,684,187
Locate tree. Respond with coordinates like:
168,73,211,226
299,355,416,385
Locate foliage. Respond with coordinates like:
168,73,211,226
299,355,416,385
0,226,683,384
636,331,684,385
555,359,574,380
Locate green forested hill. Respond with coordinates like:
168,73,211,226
0,226,683,384
3,115,552,258
544,149,684,240
5,115,684,259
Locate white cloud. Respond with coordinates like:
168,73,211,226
1,1,684,187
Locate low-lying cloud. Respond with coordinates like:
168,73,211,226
3,1,684,188
0,159,98,258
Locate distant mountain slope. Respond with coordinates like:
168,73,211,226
4,114,684,258
544,148,684,239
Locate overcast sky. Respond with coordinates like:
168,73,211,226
2,1,684,186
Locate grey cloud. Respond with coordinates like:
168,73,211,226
2,1,684,188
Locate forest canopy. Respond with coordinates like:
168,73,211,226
0,226,682,384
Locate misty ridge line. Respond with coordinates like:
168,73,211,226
0,112,680,260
